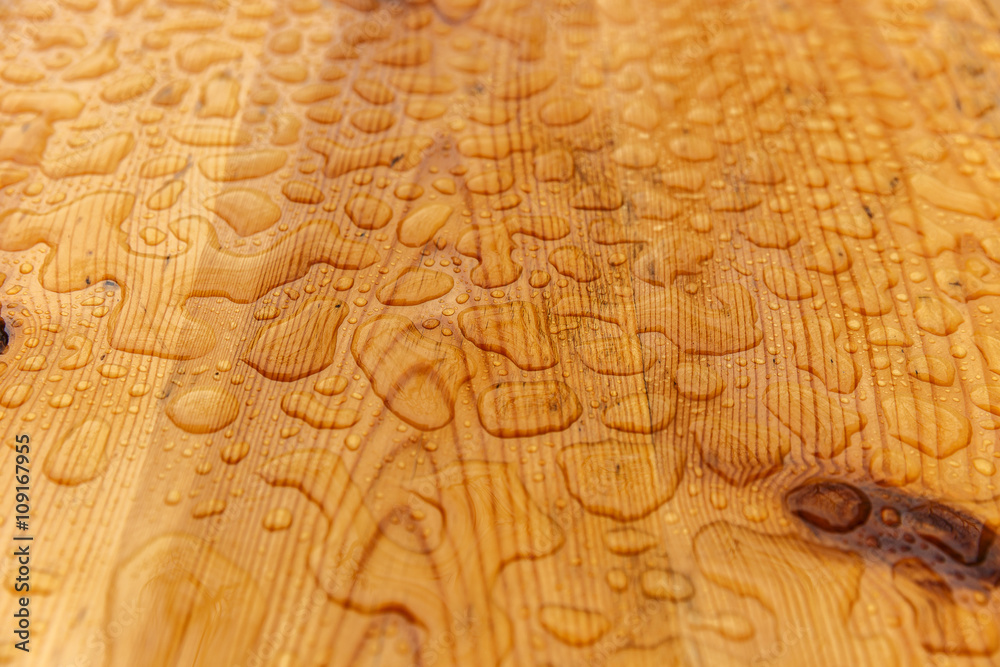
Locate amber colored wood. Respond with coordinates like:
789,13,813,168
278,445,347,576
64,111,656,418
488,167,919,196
3,0,1000,665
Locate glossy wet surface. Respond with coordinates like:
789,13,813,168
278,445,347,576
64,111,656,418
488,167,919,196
3,0,1000,665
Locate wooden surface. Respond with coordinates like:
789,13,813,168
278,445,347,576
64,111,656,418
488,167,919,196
2,0,1000,664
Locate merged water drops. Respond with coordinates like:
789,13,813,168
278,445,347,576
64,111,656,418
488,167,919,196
1,0,999,663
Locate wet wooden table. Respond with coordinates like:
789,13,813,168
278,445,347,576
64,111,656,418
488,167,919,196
2,0,1000,664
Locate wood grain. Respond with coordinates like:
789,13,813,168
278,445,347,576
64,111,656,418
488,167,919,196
1,0,1000,665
